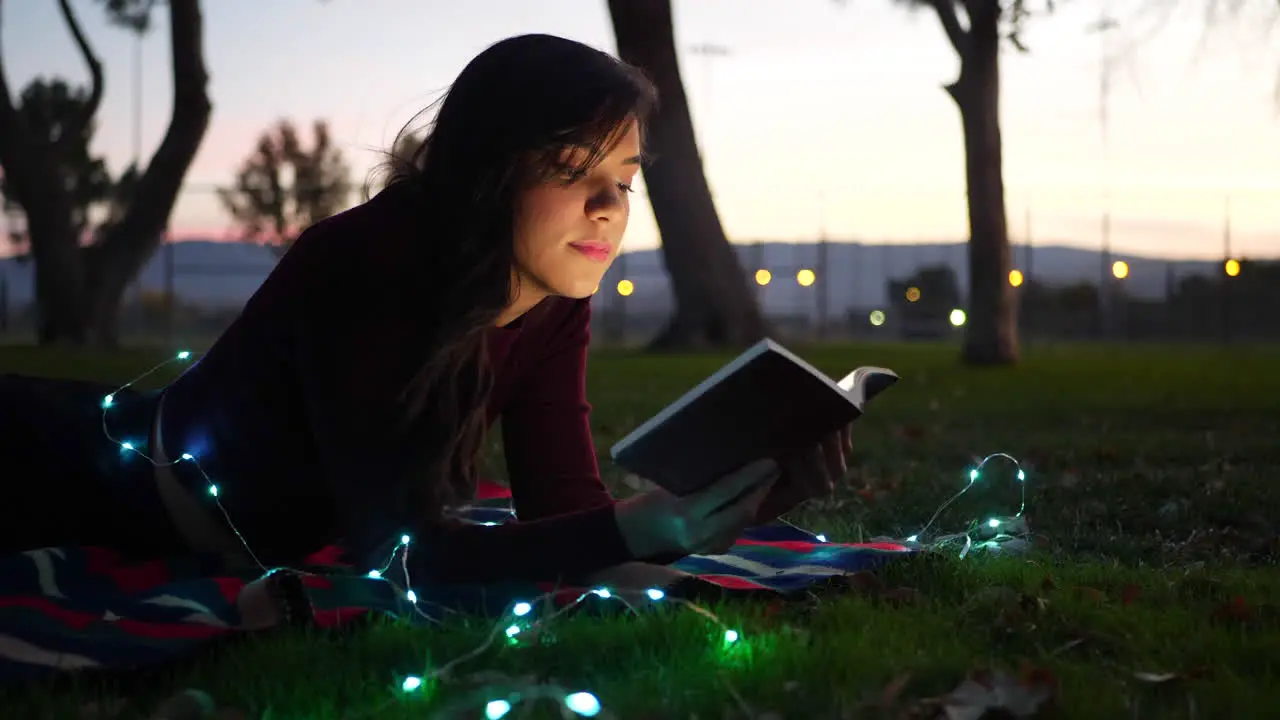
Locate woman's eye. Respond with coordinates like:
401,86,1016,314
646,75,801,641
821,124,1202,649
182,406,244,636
617,182,634,194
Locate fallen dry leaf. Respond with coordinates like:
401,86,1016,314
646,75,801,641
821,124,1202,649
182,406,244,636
1212,596,1253,623
935,666,1055,720
880,671,913,706
1072,586,1107,603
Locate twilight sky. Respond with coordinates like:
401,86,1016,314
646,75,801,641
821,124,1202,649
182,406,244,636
3,0,1278,260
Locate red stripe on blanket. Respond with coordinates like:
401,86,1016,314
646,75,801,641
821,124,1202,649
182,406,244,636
477,480,512,500
694,575,772,590
313,606,375,628
0,597,99,631
83,548,171,593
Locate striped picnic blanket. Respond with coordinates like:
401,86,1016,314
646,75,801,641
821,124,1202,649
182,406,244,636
0,485,910,681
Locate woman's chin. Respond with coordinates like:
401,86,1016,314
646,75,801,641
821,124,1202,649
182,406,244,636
555,279,607,300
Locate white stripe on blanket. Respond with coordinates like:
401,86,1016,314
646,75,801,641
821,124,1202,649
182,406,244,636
688,553,852,578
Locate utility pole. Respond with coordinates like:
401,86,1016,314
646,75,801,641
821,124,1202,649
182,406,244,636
1087,7,1120,338
1222,194,1232,344
816,192,829,339
133,32,143,166
688,43,730,176
1024,195,1033,284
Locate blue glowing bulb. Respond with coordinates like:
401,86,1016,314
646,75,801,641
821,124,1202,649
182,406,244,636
563,692,601,717
816,534,827,542
181,453,194,461
401,676,422,692
1017,470,1026,481
176,351,191,360
645,588,664,600
906,534,919,542
512,601,532,616
400,534,411,545
505,624,520,637
207,485,219,497
102,395,114,408
591,588,610,599
120,442,134,452
367,569,382,579
406,590,417,604
724,630,739,643
987,518,1000,528
969,469,979,482
485,699,512,719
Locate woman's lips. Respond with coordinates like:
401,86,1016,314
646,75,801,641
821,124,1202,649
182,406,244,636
569,241,611,262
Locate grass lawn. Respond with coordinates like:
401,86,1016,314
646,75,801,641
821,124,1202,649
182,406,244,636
1,342,1278,718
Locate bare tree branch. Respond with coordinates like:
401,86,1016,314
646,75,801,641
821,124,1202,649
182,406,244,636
0,0,37,204
928,0,971,57
54,0,105,161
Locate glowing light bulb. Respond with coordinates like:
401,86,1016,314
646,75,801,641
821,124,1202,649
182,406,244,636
401,676,422,692
120,442,134,452
177,351,191,360
400,534,410,545
207,485,219,497
1017,470,1025,481
512,601,532,616
987,518,1000,528
969,469,979,482
645,588,664,600
505,624,520,637
406,590,417,604
102,394,114,408
564,692,601,717
724,630,739,643
906,535,919,542
591,588,610,598
485,699,512,719
181,453,194,461
367,570,382,579
816,534,827,542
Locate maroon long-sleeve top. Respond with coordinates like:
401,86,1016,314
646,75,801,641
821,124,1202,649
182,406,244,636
156,183,635,583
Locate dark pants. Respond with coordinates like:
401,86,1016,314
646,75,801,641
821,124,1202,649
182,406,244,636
0,373,187,558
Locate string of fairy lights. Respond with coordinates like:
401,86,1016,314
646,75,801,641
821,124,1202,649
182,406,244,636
100,350,1031,718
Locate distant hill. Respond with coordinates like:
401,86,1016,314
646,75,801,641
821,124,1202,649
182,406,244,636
0,239,1236,319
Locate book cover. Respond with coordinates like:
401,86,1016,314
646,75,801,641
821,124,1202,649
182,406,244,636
609,339,898,497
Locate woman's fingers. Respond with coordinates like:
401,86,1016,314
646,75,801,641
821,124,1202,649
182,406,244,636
691,459,778,518
787,446,831,499
821,432,846,485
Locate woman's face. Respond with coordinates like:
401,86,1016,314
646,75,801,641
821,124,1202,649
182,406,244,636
511,121,641,306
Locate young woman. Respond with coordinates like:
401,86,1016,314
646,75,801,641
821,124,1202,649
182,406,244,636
0,34,852,590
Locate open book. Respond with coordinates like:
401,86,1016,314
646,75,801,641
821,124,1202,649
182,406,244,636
609,339,898,497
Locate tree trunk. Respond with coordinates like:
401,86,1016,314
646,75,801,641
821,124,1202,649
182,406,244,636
0,0,210,345
83,0,211,346
945,2,1019,365
606,0,770,351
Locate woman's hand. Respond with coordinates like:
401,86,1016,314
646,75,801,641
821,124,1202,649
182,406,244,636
755,426,854,524
614,459,780,559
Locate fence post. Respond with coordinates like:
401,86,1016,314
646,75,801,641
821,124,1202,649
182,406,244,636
163,237,176,345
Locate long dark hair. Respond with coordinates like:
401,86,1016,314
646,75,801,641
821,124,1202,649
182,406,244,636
378,34,657,523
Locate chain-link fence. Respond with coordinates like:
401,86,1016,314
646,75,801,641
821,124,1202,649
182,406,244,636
0,183,1275,346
